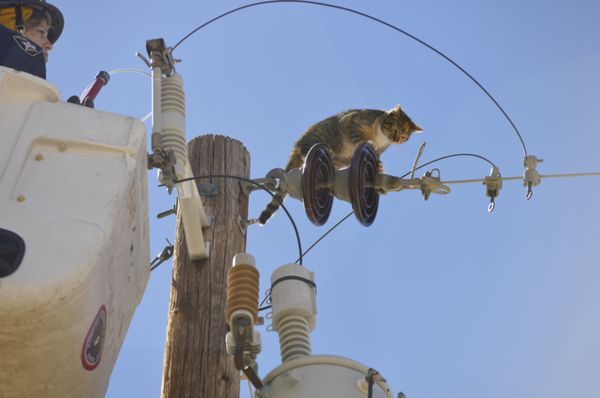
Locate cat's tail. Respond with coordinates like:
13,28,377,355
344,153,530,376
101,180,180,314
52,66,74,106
257,167,292,225
258,191,288,225
257,150,304,225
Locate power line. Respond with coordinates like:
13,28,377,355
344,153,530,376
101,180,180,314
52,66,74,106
171,0,528,157
294,211,353,263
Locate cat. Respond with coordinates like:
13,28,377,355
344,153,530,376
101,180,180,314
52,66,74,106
258,105,422,225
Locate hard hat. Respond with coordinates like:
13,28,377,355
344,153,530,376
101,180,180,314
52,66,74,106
0,0,63,43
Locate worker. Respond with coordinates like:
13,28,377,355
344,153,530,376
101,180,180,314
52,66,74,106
0,0,63,79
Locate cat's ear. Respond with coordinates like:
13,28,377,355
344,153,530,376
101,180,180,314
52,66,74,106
410,120,423,133
388,104,402,114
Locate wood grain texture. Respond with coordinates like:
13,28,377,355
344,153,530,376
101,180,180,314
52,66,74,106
161,135,250,398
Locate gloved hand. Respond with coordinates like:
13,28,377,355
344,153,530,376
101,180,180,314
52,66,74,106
66,95,94,108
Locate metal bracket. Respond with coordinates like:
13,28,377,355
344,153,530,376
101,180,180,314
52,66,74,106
366,368,380,398
150,238,174,271
198,182,219,197
237,215,248,237
240,177,278,196
483,166,502,212
146,38,176,76
148,149,177,192
420,169,451,200
157,200,177,219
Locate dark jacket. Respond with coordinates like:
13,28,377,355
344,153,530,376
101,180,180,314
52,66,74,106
0,24,46,79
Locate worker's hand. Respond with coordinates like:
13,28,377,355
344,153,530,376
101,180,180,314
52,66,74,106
66,95,94,108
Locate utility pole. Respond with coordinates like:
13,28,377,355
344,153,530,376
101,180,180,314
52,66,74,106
161,135,250,398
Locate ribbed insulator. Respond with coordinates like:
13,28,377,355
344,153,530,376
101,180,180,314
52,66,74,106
247,341,261,355
160,74,187,166
278,314,312,362
225,264,259,324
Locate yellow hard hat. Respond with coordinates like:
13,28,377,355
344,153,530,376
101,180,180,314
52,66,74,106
0,0,63,43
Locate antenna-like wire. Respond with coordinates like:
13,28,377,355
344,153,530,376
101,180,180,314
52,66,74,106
170,0,528,157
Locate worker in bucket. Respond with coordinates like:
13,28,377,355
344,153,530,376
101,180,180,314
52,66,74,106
0,0,63,79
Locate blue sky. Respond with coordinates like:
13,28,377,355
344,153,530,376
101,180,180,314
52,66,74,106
48,1,600,397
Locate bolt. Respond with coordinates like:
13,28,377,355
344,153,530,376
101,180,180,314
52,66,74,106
35,154,44,161
17,195,26,202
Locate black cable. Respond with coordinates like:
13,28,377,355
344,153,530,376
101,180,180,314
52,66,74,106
294,211,353,263
296,152,498,261
259,290,271,307
399,153,497,179
174,174,304,265
171,0,528,157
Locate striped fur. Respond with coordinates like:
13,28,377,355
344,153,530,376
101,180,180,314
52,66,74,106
258,105,422,224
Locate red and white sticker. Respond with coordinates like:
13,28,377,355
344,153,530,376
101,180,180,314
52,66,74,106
81,305,107,371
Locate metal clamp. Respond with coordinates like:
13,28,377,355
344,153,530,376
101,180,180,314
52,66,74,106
148,148,177,192
240,170,286,196
150,238,174,271
483,166,502,212
523,155,543,200
146,38,176,77
420,168,450,200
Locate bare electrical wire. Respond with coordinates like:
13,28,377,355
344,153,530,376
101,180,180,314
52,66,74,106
171,0,528,157
173,174,304,265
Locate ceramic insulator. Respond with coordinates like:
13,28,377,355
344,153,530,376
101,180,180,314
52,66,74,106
277,314,312,362
160,73,187,167
271,264,317,363
225,253,260,325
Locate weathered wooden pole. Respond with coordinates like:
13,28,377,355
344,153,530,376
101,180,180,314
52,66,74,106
161,135,250,398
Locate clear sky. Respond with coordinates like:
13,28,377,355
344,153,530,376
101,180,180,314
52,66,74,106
47,1,600,397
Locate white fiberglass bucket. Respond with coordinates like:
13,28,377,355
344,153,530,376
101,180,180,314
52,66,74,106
0,67,150,397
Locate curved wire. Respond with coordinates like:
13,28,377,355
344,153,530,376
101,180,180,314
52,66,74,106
109,69,153,121
400,153,497,178
173,174,304,265
294,211,353,263
79,68,153,121
79,68,151,98
171,0,528,157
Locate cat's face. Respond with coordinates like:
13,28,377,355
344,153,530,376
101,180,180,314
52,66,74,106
383,105,422,142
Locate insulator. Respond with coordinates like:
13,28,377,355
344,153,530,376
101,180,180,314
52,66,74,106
271,264,316,363
523,155,543,200
302,144,335,225
160,73,187,168
349,143,379,226
277,314,312,362
225,253,260,325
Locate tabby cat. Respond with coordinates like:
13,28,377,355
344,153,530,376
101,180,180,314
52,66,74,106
258,105,422,225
